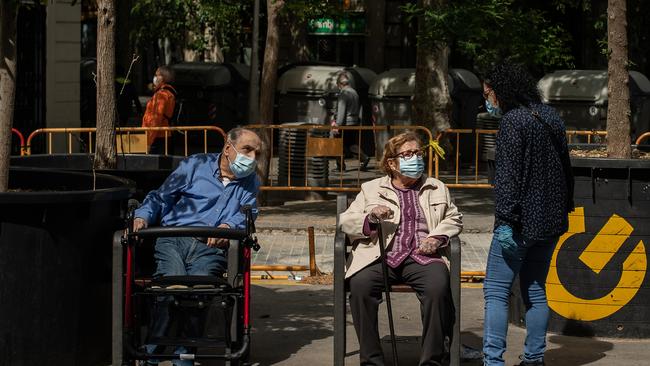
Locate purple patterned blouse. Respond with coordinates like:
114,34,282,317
363,183,448,268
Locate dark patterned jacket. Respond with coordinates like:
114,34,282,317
494,102,574,239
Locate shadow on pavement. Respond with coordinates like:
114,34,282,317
452,188,494,216
249,285,333,365
456,330,614,366
544,334,612,365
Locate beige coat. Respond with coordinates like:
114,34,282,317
339,175,463,279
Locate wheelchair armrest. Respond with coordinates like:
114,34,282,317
227,239,243,288
129,226,247,240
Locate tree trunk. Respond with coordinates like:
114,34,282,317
288,19,310,62
205,26,225,63
248,0,261,123
0,2,17,192
365,0,385,73
606,0,631,158
412,0,452,135
258,0,285,186
95,0,117,169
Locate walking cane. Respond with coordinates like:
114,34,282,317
377,223,399,366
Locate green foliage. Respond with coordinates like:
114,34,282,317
281,0,341,23
130,0,248,55
402,0,576,73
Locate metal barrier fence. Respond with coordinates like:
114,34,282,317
25,126,227,156
248,124,608,191
11,128,26,156
247,124,439,192
21,124,609,190
637,132,650,145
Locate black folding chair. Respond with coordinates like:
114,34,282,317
333,192,461,366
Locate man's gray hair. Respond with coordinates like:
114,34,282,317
337,72,350,86
226,127,264,148
227,127,246,143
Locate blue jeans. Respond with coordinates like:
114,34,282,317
483,226,558,366
146,236,227,366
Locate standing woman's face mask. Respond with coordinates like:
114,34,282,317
483,84,502,118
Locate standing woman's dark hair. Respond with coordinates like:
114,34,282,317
483,62,541,113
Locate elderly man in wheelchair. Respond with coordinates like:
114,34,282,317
122,127,262,366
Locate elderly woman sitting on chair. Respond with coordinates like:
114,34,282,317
339,131,463,366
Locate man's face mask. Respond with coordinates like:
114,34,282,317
227,142,257,179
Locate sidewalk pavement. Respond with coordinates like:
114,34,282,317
204,284,650,365
166,186,650,365
253,188,495,276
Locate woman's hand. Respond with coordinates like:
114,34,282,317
368,205,394,223
416,237,443,256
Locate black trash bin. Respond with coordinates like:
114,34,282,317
171,62,250,154
0,167,133,366
538,70,650,142
277,65,377,159
369,68,483,161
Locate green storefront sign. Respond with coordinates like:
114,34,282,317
309,16,365,35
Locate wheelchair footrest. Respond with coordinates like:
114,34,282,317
147,336,230,349
150,275,230,288
145,275,232,294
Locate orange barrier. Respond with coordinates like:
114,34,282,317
11,128,26,156
25,126,227,156
20,124,609,190
248,124,606,191
636,132,650,145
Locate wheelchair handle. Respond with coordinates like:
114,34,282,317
129,226,247,240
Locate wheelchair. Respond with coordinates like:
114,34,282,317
112,203,260,366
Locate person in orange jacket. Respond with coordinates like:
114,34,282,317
142,65,177,154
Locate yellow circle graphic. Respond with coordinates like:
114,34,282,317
546,207,647,321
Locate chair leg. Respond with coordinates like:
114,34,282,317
450,237,462,366
334,233,347,366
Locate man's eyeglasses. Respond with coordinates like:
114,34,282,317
394,149,425,159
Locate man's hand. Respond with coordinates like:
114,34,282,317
416,237,443,256
133,217,147,232
330,120,340,136
207,223,231,248
368,205,394,223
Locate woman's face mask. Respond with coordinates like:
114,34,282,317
227,142,257,178
485,99,502,118
397,155,425,179
483,86,502,117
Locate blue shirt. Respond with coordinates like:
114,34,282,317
134,153,259,230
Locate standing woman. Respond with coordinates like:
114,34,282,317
339,131,463,366
482,62,574,366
